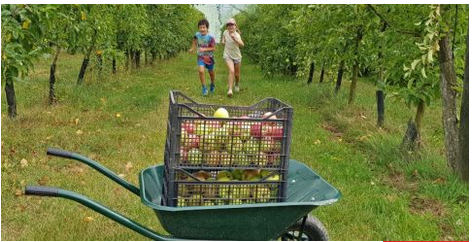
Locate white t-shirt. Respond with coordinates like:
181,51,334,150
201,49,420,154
222,30,242,60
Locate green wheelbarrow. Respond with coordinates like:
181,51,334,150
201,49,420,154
25,148,341,241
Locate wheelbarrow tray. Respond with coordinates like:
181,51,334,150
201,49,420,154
140,159,340,241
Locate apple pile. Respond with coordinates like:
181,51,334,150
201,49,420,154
175,169,281,206
179,108,285,168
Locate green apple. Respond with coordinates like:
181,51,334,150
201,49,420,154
195,123,214,136
253,187,271,203
231,169,243,180
177,196,187,207
214,127,230,146
250,152,268,166
200,134,219,151
219,151,231,166
203,200,215,206
187,148,203,164
214,108,230,118
226,137,244,153
217,170,233,180
244,138,261,155
206,150,220,166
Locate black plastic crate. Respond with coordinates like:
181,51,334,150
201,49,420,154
163,91,293,206
166,167,283,207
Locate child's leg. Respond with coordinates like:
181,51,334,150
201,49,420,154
209,70,215,85
234,62,241,85
198,65,206,85
225,59,235,91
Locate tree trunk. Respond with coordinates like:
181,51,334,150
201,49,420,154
96,53,103,73
77,29,98,85
145,50,148,65
414,99,425,134
125,50,130,70
49,46,61,104
376,90,385,127
439,32,460,170
112,58,117,74
134,51,140,68
307,62,315,84
5,77,17,118
319,61,325,83
334,60,345,94
458,32,468,182
348,28,363,104
401,118,420,151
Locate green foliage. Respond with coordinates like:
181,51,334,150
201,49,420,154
235,4,468,110
1,4,57,82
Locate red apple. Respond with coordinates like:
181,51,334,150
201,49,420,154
180,148,188,162
250,123,263,138
263,124,283,140
182,121,196,134
182,134,199,149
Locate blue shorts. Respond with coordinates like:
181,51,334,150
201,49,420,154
198,58,214,71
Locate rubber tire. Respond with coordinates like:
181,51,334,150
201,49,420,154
282,215,329,241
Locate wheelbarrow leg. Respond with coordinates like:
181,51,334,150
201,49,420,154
25,186,183,241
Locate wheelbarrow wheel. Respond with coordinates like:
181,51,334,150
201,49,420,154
279,215,329,241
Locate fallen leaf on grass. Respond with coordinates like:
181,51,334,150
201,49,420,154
433,177,446,184
45,136,53,140
412,169,419,178
15,189,23,196
83,216,94,222
125,162,133,172
116,113,121,118
75,118,79,125
38,175,49,185
118,174,126,178
20,158,28,168
313,139,321,145
76,130,84,135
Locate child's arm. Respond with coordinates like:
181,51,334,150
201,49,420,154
188,38,197,53
231,33,244,47
220,32,225,45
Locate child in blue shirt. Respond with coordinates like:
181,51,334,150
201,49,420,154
189,19,216,96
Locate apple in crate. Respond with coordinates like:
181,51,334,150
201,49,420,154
250,123,263,139
263,124,283,140
226,137,244,153
244,138,261,155
182,121,196,134
213,108,230,118
182,134,199,150
187,148,203,164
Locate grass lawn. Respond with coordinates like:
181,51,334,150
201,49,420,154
1,46,468,240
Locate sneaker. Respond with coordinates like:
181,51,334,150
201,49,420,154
202,86,208,96
210,83,215,93
234,83,240,92
227,89,233,98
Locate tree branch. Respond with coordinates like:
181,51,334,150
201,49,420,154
367,4,422,38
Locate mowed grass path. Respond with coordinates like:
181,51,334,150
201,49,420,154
1,46,468,240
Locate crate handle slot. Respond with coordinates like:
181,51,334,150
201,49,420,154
176,168,204,182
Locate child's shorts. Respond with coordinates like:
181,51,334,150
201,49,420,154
224,56,242,64
198,58,214,71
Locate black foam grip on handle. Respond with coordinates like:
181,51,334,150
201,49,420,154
47,147,73,159
25,186,59,197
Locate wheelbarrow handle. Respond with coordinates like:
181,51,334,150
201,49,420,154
24,186,183,241
25,186,58,196
46,147,140,196
47,147,74,159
